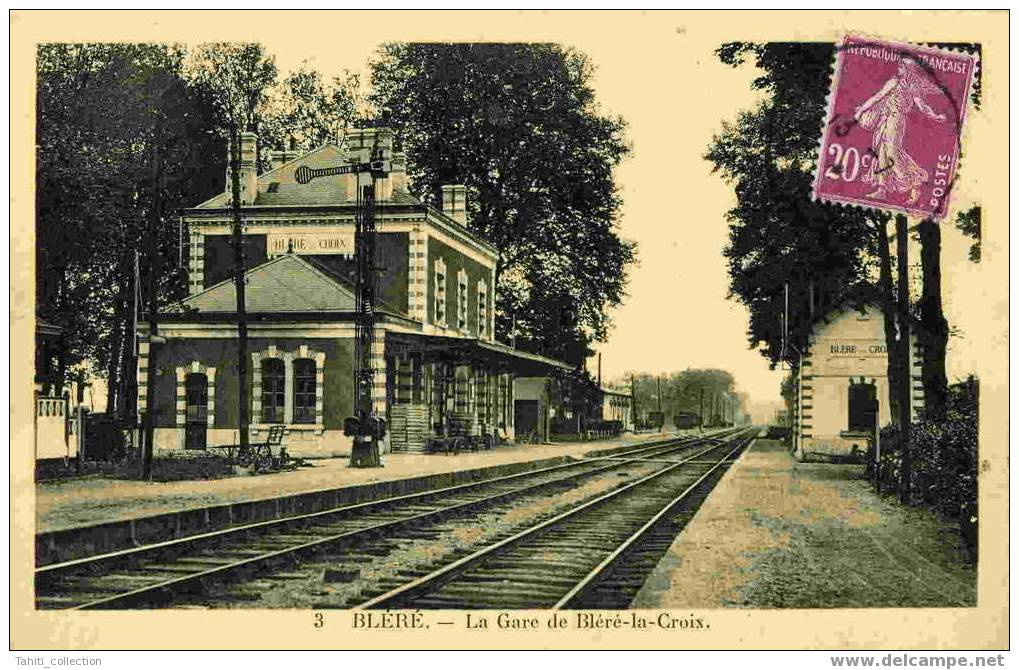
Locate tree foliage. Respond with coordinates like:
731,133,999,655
185,42,278,132
369,43,636,366
955,205,980,263
36,43,227,406
618,368,744,424
261,64,361,153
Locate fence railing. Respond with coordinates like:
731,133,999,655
36,395,67,418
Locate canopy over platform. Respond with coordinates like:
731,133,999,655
386,331,573,376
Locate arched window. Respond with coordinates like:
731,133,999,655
262,359,285,423
293,358,316,424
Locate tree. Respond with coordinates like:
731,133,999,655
706,43,922,429
36,44,226,411
955,206,980,263
369,43,636,366
913,44,980,426
185,43,277,134
261,64,361,154
620,368,743,426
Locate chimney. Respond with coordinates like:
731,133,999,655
344,127,393,164
441,184,468,226
269,148,296,172
226,131,258,205
390,151,408,194
344,127,394,200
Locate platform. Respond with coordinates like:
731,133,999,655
633,438,977,608
36,431,678,535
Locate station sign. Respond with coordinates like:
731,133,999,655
826,340,888,358
267,232,354,255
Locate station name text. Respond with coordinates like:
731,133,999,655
350,611,709,632
829,343,887,356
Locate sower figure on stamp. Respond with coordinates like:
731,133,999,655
854,56,946,204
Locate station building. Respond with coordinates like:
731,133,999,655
790,302,923,461
514,378,635,443
139,128,570,458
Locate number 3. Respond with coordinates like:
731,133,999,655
314,612,324,628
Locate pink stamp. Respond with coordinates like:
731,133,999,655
813,35,978,220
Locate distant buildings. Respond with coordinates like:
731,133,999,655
600,386,634,432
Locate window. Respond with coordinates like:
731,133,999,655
184,372,209,451
434,259,447,326
477,370,489,426
477,280,488,338
293,359,316,424
262,359,285,423
251,347,325,430
185,373,209,424
457,269,468,332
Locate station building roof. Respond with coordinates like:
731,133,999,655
184,141,498,261
169,254,358,315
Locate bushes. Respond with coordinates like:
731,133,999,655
874,378,978,557
143,451,235,481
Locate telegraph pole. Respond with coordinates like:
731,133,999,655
630,374,638,429
141,119,163,480
230,125,250,454
895,214,912,503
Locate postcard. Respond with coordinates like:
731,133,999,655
11,9,1008,652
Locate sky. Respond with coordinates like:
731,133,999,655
49,11,994,422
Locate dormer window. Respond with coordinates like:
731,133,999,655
434,258,447,326
457,269,469,332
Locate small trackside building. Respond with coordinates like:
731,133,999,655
138,127,571,458
791,302,923,461
599,387,634,432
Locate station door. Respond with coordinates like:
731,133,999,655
847,383,878,432
184,373,208,450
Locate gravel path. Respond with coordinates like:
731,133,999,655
633,439,976,609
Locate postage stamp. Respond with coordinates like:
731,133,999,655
812,35,978,220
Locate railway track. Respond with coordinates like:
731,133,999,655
357,428,755,610
36,430,741,610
